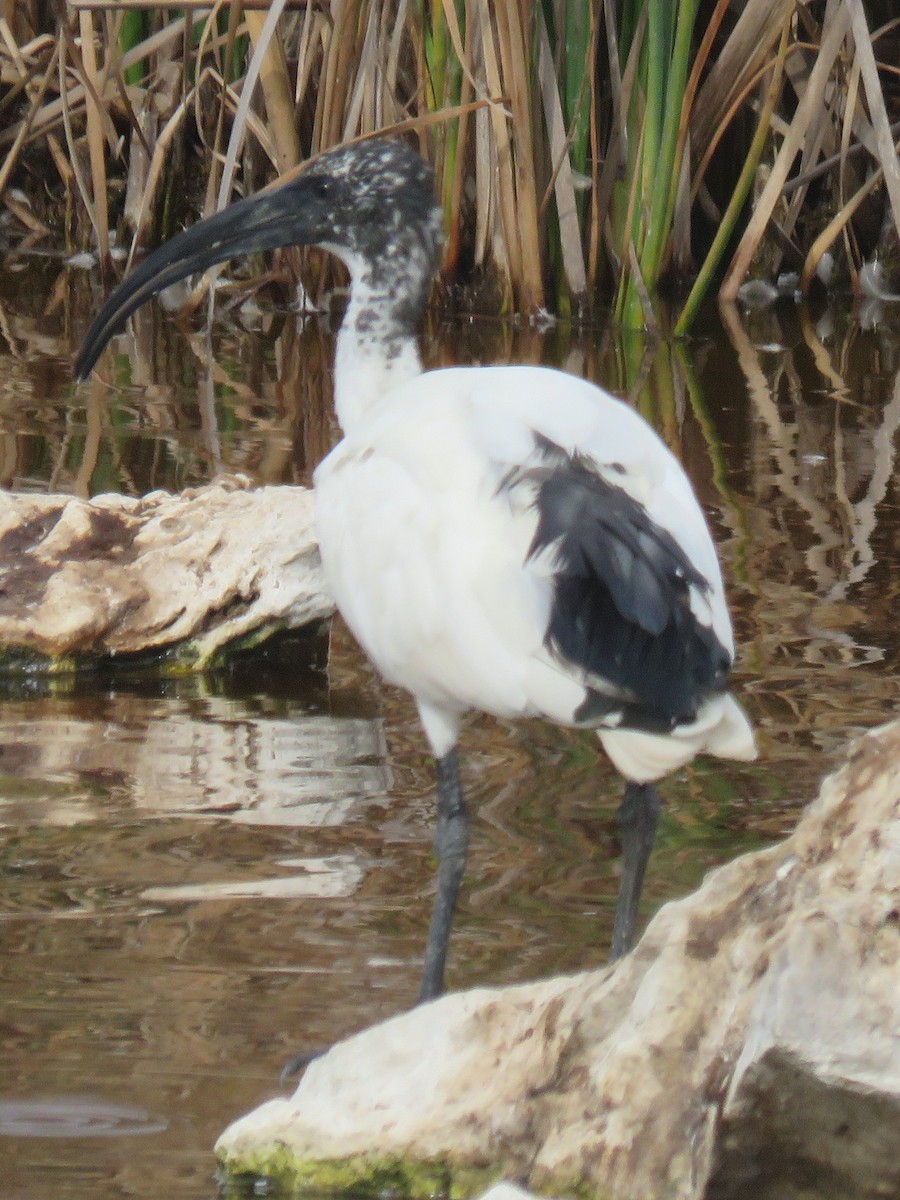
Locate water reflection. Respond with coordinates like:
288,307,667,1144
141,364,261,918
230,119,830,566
0,258,899,1199
0,699,390,829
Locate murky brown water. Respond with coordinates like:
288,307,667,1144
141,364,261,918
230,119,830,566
1,254,899,1198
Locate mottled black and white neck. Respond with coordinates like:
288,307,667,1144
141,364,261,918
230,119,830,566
73,139,444,430
300,142,443,430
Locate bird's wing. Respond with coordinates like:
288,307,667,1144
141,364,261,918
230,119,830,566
459,367,736,730
463,366,729,607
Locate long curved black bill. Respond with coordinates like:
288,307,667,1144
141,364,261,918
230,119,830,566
74,177,328,381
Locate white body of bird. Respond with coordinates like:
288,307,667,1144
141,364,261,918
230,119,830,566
316,362,755,782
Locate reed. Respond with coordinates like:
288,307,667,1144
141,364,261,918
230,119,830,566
0,1,897,330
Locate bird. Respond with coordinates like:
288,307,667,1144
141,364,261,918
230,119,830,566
75,138,756,1003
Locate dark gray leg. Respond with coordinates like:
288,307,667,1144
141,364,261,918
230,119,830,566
610,781,661,960
280,748,467,1079
418,748,469,1002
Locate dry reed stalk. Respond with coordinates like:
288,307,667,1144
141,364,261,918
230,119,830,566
535,5,587,302
0,12,201,150
0,34,57,195
720,1,852,301
0,14,34,81
691,0,796,166
836,54,863,291
125,88,195,265
219,0,290,201
245,5,300,175
801,133,900,292
491,0,543,310
57,19,97,251
2,191,48,234
45,129,76,197
290,0,321,109
122,98,155,235
342,2,381,141
676,9,792,334
70,0,309,8
314,0,357,151
472,0,520,304
2,0,898,320
77,8,110,262
847,0,900,236
780,13,841,246
689,42,808,214
195,1,240,218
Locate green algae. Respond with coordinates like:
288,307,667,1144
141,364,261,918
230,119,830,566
0,645,83,676
215,1149,627,1200
0,617,303,683
216,1148,503,1200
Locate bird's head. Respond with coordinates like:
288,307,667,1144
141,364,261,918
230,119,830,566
75,138,443,380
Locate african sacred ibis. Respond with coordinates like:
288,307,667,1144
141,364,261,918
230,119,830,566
76,139,756,1001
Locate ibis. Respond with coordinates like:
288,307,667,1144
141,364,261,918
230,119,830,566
75,139,756,1002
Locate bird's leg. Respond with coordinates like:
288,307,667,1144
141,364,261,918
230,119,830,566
281,748,466,1081
418,748,469,1002
610,781,661,960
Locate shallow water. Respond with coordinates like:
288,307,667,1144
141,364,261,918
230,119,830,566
1,256,899,1198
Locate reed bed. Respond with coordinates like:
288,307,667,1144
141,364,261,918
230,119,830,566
1,1,898,329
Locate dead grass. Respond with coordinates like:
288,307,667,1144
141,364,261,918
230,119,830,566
0,1,898,328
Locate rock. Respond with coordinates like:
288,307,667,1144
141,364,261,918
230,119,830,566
215,719,900,1200
0,477,333,671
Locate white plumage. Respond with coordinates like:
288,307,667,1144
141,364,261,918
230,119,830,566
316,364,753,781
76,138,756,1003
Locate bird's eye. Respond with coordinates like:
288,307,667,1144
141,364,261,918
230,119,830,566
307,176,331,199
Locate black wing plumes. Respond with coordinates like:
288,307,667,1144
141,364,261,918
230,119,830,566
520,443,731,733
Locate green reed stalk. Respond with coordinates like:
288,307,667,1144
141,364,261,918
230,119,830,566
616,0,700,329
562,0,591,180
120,9,147,87
421,0,464,262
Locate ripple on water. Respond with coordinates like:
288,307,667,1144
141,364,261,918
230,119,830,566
0,1097,168,1138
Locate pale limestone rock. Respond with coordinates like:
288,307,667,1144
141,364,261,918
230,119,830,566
216,719,900,1200
478,1187,540,1200
0,477,332,668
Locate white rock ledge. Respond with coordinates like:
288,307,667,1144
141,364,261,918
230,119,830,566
0,477,333,670
216,720,900,1200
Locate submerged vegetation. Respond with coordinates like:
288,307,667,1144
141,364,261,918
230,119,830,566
1,1,898,329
